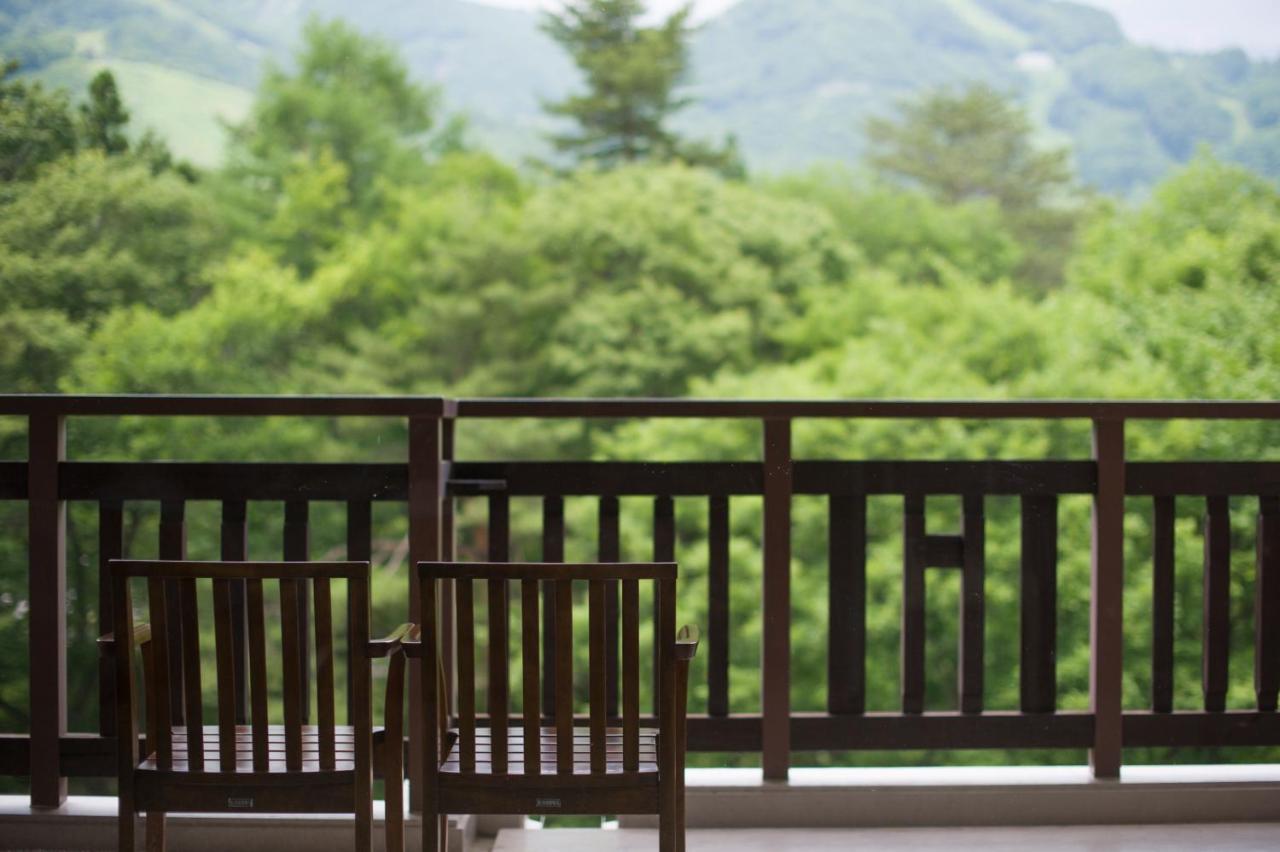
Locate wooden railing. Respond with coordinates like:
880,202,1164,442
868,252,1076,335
1,396,1279,811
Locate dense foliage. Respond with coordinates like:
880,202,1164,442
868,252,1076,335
1,17,1279,782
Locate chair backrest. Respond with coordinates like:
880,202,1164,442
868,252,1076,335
416,561,677,776
110,560,372,773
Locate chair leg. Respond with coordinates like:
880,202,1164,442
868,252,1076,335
659,800,676,852
423,805,440,852
117,794,134,852
439,814,450,852
144,810,165,852
355,793,372,852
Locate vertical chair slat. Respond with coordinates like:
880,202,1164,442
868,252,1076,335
901,494,926,715
280,578,304,770
283,501,311,725
555,579,574,775
246,578,270,770
1257,497,1280,712
457,579,476,772
708,496,730,718
541,497,564,720
212,578,239,770
159,500,186,727
589,579,607,774
652,496,674,716
488,493,510,773
828,494,866,715
221,500,249,725
1203,496,1231,712
601,497,622,719
349,570,373,849
146,577,174,769
1020,495,1058,714
521,579,540,773
960,494,985,714
315,577,336,771
622,577,640,772
346,500,372,725
657,575,677,822
177,577,204,769
1153,495,1176,712
98,500,123,737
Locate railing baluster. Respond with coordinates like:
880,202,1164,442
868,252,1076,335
1203,495,1231,712
828,494,866,715
1258,496,1280,712
762,418,792,780
28,413,66,806
1152,495,1176,712
98,499,124,738
708,495,731,718
960,494,985,715
1020,495,1057,714
541,496,565,720
901,494,926,715
283,500,310,725
1090,418,1125,778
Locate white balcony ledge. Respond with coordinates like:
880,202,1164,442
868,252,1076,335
2,765,1278,851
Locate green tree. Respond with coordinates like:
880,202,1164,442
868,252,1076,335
79,69,130,155
866,84,1083,287
222,18,454,228
542,0,740,174
0,59,76,184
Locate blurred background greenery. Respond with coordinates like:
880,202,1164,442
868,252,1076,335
2,0,1279,792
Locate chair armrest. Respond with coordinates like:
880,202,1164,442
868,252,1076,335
367,623,417,658
97,623,151,652
675,624,700,660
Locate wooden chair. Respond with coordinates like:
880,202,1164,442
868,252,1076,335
103,560,413,852
406,561,699,852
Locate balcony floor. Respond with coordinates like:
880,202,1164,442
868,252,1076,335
488,824,1280,851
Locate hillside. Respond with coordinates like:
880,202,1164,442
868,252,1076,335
3,0,1278,192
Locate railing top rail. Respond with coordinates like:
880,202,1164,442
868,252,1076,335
3,395,1280,420
0,394,455,417
456,398,1280,420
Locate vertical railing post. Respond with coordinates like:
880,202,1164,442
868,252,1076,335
28,413,67,807
762,418,792,781
408,411,446,812
1090,418,1125,779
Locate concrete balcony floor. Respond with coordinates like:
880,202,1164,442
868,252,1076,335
486,824,1280,851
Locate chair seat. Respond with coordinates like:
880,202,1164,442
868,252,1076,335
139,724,381,774
441,726,659,776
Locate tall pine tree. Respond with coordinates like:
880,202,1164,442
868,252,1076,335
542,0,741,175
80,70,130,155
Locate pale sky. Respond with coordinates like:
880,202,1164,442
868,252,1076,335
475,0,1280,57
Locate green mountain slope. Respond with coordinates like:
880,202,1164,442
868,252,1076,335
3,0,1277,192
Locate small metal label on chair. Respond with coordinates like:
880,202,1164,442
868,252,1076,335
227,797,254,808
535,797,561,809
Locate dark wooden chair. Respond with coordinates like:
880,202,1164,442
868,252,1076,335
103,560,413,852
407,561,699,852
